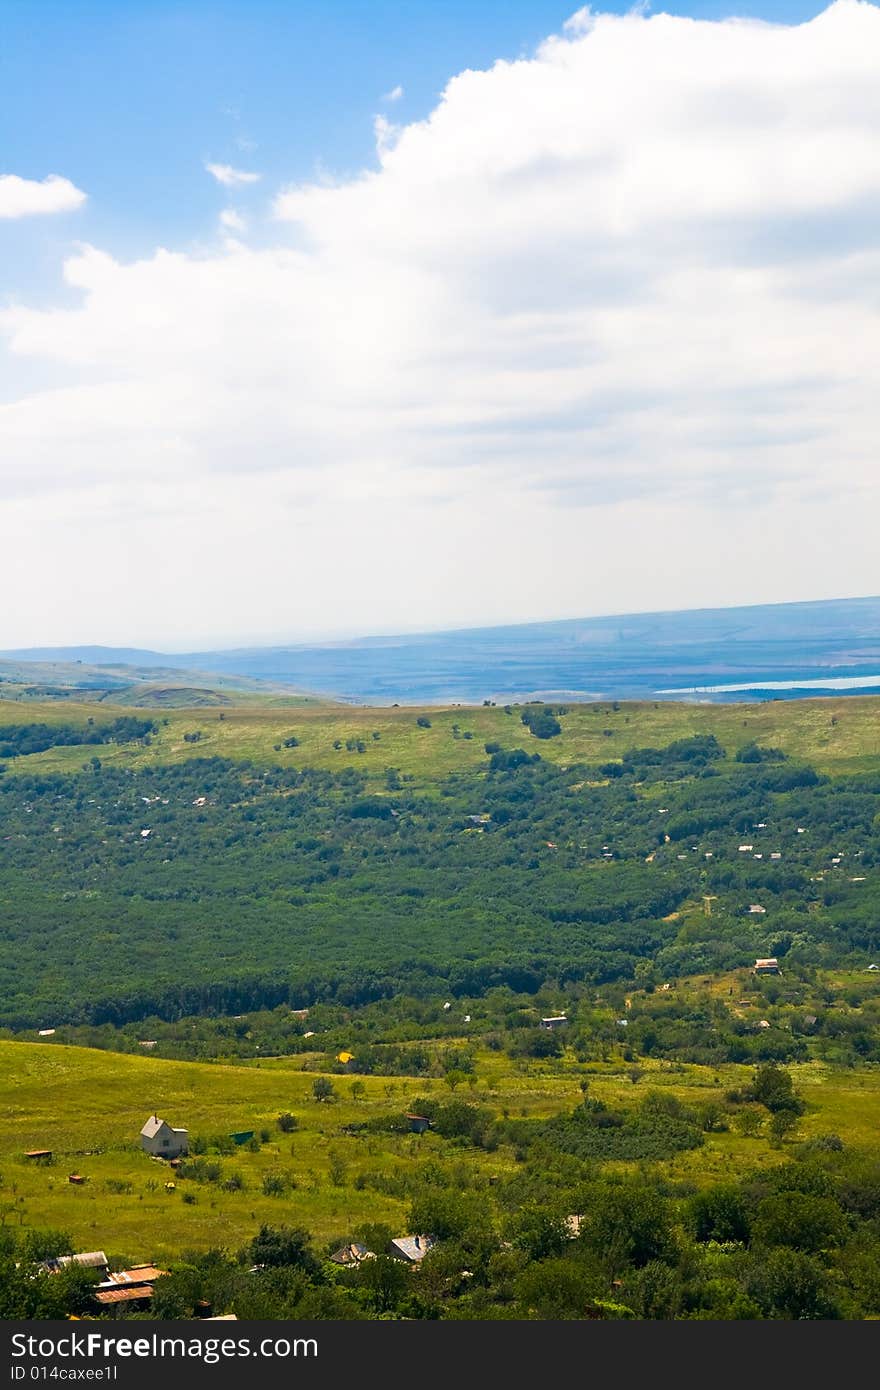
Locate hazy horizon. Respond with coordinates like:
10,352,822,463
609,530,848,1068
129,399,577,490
3,588,880,657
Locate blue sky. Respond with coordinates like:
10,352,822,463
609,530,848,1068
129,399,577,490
1,2,877,648
2,1,826,281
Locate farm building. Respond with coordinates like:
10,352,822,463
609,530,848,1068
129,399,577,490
406,1114,432,1134
539,1016,568,1030
140,1114,188,1158
94,1265,166,1314
43,1251,108,1275
753,958,780,975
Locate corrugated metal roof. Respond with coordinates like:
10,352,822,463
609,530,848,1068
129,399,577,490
95,1286,154,1305
57,1251,108,1269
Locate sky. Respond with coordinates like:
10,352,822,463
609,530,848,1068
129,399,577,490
1,0,878,650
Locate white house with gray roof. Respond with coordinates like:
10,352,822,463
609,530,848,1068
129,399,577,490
140,1114,188,1158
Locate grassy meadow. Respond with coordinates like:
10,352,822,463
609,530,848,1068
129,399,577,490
6,692,880,783
2,1033,878,1264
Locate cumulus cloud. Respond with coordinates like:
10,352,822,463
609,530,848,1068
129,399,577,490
205,162,261,186
0,173,86,219
2,3,880,645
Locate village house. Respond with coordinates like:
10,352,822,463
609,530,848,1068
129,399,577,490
329,1242,374,1267
539,1016,568,1030
94,1265,166,1314
406,1114,432,1134
140,1114,189,1158
389,1234,435,1263
753,957,780,974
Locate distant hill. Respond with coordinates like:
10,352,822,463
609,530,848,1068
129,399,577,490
4,594,880,704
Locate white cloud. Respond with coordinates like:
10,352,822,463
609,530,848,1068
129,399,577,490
2,2,880,646
382,84,404,102
219,208,247,233
0,173,86,219
205,162,261,187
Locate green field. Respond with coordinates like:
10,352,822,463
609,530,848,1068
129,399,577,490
2,1035,878,1265
6,692,880,781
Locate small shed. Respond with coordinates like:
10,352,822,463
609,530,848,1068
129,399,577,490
406,1114,431,1134
539,1016,568,1030
140,1114,188,1158
753,958,780,975
24,1149,52,1162
229,1131,254,1146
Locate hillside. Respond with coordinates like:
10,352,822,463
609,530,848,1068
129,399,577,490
3,694,880,1321
1,695,879,1030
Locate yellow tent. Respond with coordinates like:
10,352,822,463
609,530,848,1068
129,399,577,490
337,1051,355,1064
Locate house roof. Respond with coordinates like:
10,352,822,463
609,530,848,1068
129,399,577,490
329,1243,374,1266
99,1265,166,1288
390,1234,435,1262
95,1286,154,1305
140,1115,166,1138
57,1251,108,1270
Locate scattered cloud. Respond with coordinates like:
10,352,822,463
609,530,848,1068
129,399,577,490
382,84,404,102
2,3,880,644
205,162,261,187
0,173,86,219
219,208,247,233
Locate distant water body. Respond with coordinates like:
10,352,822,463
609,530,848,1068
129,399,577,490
660,674,880,695
7,595,880,705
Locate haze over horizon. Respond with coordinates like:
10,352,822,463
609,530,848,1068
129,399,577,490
3,1,879,648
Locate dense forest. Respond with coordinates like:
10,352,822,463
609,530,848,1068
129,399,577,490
1,728,879,1030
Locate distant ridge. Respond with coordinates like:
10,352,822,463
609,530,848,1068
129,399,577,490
4,594,880,705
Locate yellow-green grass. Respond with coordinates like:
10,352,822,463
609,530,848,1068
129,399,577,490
3,1041,878,1265
7,694,880,783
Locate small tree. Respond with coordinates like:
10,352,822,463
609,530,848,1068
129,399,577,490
312,1077,335,1103
769,1110,798,1145
277,1112,297,1133
734,1108,764,1138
